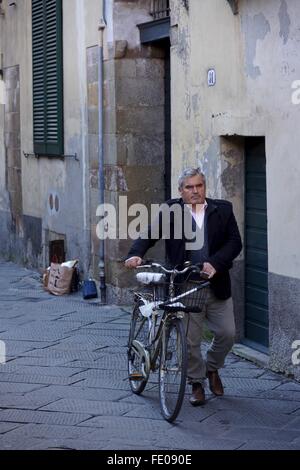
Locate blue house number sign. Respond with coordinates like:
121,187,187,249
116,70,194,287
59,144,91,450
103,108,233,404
207,69,216,86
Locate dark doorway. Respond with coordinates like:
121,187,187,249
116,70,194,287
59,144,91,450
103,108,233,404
244,137,269,351
49,240,65,264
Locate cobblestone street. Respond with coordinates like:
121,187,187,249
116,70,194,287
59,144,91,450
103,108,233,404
0,261,299,450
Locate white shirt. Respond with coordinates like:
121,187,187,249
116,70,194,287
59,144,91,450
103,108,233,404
187,200,208,230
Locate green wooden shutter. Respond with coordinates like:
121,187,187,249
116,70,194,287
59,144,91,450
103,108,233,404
32,0,63,156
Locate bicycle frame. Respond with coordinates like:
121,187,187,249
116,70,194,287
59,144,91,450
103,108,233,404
132,298,181,378
128,261,210,422
132,274,208,378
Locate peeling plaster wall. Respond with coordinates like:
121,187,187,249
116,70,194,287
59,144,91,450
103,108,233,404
171,0,300,275
0,0,101,270
171,0,246,199
170,0,192,192
171,0,300,376
172,0,300,278
0,0,166,302
171,0,300,277
101,0,166,303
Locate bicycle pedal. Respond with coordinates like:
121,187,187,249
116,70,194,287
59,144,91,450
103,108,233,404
129,372,144,381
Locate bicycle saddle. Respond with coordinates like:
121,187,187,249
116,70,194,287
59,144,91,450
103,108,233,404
136,272,166,285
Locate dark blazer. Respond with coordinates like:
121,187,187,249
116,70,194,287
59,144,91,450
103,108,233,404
127,197,242,300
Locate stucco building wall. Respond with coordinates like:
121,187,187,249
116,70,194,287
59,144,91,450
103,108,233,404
0,0,101,271
0,0,166,303
170,0,300,379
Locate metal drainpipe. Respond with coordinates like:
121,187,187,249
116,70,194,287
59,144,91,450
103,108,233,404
98,7,106,304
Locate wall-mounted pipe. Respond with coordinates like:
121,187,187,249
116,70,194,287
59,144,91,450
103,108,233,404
98,4,106,303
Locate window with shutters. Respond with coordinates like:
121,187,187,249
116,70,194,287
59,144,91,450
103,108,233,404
32,0,63,156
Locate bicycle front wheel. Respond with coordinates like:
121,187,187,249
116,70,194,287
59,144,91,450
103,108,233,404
127,303,150,394
159,317,187,422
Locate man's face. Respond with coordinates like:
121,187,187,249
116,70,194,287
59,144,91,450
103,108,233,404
179,175,206,205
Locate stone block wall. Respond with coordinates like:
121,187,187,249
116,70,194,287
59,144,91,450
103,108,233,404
87,37,167,303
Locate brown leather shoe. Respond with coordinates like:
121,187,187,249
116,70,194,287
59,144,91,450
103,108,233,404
189,383,205,406
207,370,224,396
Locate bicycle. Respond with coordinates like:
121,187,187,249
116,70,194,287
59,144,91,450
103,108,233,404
127,261,210,423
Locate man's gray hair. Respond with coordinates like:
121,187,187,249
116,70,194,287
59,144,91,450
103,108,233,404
178,167,206,189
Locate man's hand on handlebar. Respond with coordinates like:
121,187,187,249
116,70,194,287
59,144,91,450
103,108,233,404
201,262,216,279
125,256,143,269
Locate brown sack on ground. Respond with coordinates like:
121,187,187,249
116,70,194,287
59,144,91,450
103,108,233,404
47,263,74,296
43,268,50,290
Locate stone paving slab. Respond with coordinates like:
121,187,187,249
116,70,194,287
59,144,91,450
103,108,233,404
44,335,125,349
193,409,293,428
282,416,300,429
198,395,300,414
238,440,300,450
221,376,280,392
40,398,137,416
219,368,265,379
21,349,104,361
0,409,92,425
259,389,300,401
0,261,300,450
0,325,75,342
0,436,106,451
152,434,244,451
1,340,55,356
0,392,64,410
220,425,300,443
0,310,28,319
0,372,83,386
77,415,173,431
22,385,130,402
0,363,86,377
7,356,74,367
71,377,131,391
256,371,289,382
275,381,300,391
56,359,108,369
98,441,154,451
0,422,22,434
35,438,110,450
93,354,128,371
82,322,130,331
0,423,101,441
0,319,38,330
0,382,46,394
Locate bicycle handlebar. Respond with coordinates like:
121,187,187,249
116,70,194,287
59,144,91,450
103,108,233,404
136,261,202,276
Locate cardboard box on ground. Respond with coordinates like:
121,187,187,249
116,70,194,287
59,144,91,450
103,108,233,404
43,260,79,296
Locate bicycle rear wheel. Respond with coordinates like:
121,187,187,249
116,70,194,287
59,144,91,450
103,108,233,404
127,303,150,394
159,317,187,422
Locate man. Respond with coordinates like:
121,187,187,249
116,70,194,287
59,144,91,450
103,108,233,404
125,167,242,406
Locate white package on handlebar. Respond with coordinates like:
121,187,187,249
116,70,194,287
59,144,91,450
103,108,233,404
136,272,166,285
139,301,160,318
